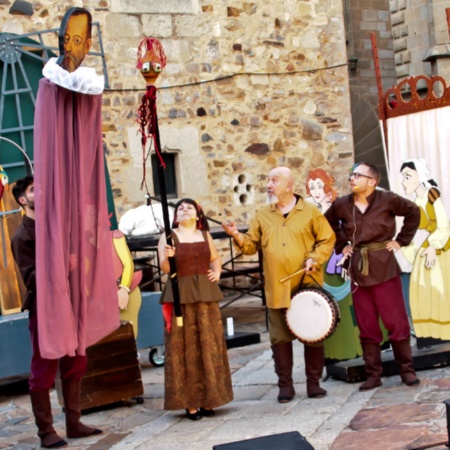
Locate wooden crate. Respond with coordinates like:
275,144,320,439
57,321,143,410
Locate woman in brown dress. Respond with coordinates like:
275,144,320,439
158,198,233,420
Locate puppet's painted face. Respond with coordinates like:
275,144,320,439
308,178,327,205
61,13,92,73
140,49,163,85
401,167,420,195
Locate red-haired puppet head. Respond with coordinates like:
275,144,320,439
136,38,167,85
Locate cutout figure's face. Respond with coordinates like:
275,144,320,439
401,167,420,195
61,13,91,72
308,178,327,205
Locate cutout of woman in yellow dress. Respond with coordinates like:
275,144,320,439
400,159,450,340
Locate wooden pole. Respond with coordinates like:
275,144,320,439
371,32,389,160
150,87,183,327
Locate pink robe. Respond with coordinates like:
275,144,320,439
34,78,119,359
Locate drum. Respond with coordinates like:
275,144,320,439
286,288,340,344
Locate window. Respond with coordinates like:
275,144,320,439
151,153,178,199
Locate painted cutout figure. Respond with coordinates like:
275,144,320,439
400,159,450,340
305,168,336,213
0,165,8,203
112,230,143,339
306,168,366,360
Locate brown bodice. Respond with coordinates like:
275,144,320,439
173,231,211,277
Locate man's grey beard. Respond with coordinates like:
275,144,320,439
267,194,278,205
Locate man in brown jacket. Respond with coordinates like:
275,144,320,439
325,162,420,390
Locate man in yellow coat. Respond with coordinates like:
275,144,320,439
223,166,335,402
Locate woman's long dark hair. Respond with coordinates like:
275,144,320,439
172,198,209,231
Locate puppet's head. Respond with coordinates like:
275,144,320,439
56,7,92,73
136,38,167,85
0,165,9,203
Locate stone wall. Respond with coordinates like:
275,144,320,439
390,0,450,84
1,0,354,224
344,0,396,108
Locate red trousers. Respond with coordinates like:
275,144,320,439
352,275,410,344
28,312,87,391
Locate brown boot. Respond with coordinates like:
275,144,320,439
390,339,420,386
61,380,103,438
359,343,383,391
304,344,327,398
29,390,67,448
272,342,295,403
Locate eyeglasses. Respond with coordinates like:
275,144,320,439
348,172,373,180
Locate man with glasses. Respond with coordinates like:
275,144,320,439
325,162,421,390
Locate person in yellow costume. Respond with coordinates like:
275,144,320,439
111,230,142,338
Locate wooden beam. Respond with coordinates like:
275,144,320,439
371,32,388,159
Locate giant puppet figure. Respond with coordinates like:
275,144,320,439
136,38,183,326
33,7,119,360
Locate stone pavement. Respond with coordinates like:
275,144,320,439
1,294,450,450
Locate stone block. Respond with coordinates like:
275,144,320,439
390,0,398,13
391,11,405,26
174,15,213,37
360,22,378,31
394,38,407,52
396,65,409,78
141,15,173,38
378,10,389,22
111,0,199,14
398,0,406,9
105,14,141,37
361,9,378,22
378,49,394,58
9,0,33,16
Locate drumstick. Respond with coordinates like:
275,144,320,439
280,268,305,283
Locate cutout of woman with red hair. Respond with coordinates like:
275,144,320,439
305,168,389,360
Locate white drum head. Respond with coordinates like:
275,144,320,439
286,289,334,343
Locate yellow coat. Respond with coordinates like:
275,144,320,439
236,196,336,309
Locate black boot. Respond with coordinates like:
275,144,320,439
360,343,383,391
304,344,327,398
61,380,102,438
29,390,67,448
272,342,295,403
390,339,420,386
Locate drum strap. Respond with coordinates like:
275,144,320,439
354,240,390,276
